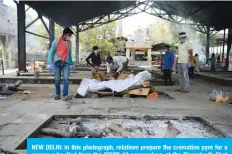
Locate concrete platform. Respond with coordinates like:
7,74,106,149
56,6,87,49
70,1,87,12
0,79,232,153
195,72,232,86
0,71,179,85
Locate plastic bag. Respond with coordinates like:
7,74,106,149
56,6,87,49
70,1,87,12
209,90,221,101
209,90,230,103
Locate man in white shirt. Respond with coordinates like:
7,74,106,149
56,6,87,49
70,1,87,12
177,32,192,93
106,56,129,75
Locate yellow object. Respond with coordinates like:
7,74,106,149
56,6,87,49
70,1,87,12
92,71,106,81
223,96,230,103
117,73,129,80
215,96,223,104
147,92,159,99
127,88,150,96
189,56,196,67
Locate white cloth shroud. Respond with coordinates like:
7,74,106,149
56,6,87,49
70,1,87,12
77,71,152,96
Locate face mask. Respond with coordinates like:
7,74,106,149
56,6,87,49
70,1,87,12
180,38,186,43
66,36,71,41
94,50,99,53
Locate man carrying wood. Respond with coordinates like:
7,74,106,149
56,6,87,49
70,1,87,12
106,56,129,77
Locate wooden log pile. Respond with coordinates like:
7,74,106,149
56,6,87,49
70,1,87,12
89,71,160,99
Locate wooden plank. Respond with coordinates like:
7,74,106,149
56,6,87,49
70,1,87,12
127,88,150,96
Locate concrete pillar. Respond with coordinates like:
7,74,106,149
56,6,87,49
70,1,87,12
75,25,79,65
226,28,232,68
1,36,7,69
8,35,15,68
147,49,152,66
18,2,27,71
222,28,226,63
206,26,210,64
49,20,55,48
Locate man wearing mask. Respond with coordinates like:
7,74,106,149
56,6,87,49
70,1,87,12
48,27,74,101
177,32,193,93
86,46,101,72
106,56,129,76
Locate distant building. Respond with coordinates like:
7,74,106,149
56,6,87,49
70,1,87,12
0,3,17,69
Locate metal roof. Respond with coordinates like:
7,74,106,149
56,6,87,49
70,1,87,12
152,43,176,51
151,1,232,30
23,1,232,31
23,1,136,27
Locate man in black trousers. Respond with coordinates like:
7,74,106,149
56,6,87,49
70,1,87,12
163,45,174,86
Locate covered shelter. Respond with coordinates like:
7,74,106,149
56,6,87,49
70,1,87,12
15,0,232,71
151,43,177,66
152,43,177,52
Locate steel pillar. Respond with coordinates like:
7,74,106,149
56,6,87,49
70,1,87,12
226,28,232,68
206,26,210,63
18,2,27,72
49,19,55,48
222,28,225,63
75,25,79,65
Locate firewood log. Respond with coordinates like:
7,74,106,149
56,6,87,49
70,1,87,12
108,123,129,138
40,128,76,137
40,128,103,138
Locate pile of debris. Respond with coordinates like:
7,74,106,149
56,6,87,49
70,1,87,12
39,117,181,138
0,80,35,99
76,71,159,99
0,148,18,154
26,61,43,72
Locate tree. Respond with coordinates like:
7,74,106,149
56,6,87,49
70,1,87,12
34,21,63,49
148,20,179,45
79,22,117,57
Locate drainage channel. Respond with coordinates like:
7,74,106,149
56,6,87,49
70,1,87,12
16,115,224,150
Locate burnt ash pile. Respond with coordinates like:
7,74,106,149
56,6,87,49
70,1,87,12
37,116,223,138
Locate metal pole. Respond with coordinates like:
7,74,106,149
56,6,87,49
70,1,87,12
76,25,79,65
1,60,4,75
18,1,27,72
226,28,232,68
34,59,35,71
49,19,55,48
206,26,210,64
222,28,225,63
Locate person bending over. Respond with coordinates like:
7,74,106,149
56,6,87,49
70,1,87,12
106,56,129,77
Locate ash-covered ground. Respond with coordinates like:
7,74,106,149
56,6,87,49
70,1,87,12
39,117,223,138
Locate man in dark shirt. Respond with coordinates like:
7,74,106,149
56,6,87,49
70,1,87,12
163,45,174,86
86,46,101,72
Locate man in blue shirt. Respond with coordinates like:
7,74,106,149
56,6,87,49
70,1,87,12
163,45,174,85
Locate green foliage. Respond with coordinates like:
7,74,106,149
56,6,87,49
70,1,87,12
35,22,64,49
148,20,179,46
79,22,117,56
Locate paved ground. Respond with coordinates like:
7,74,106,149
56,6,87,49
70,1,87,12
195,71,232,80
0,78,232,153
2,68,18,75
